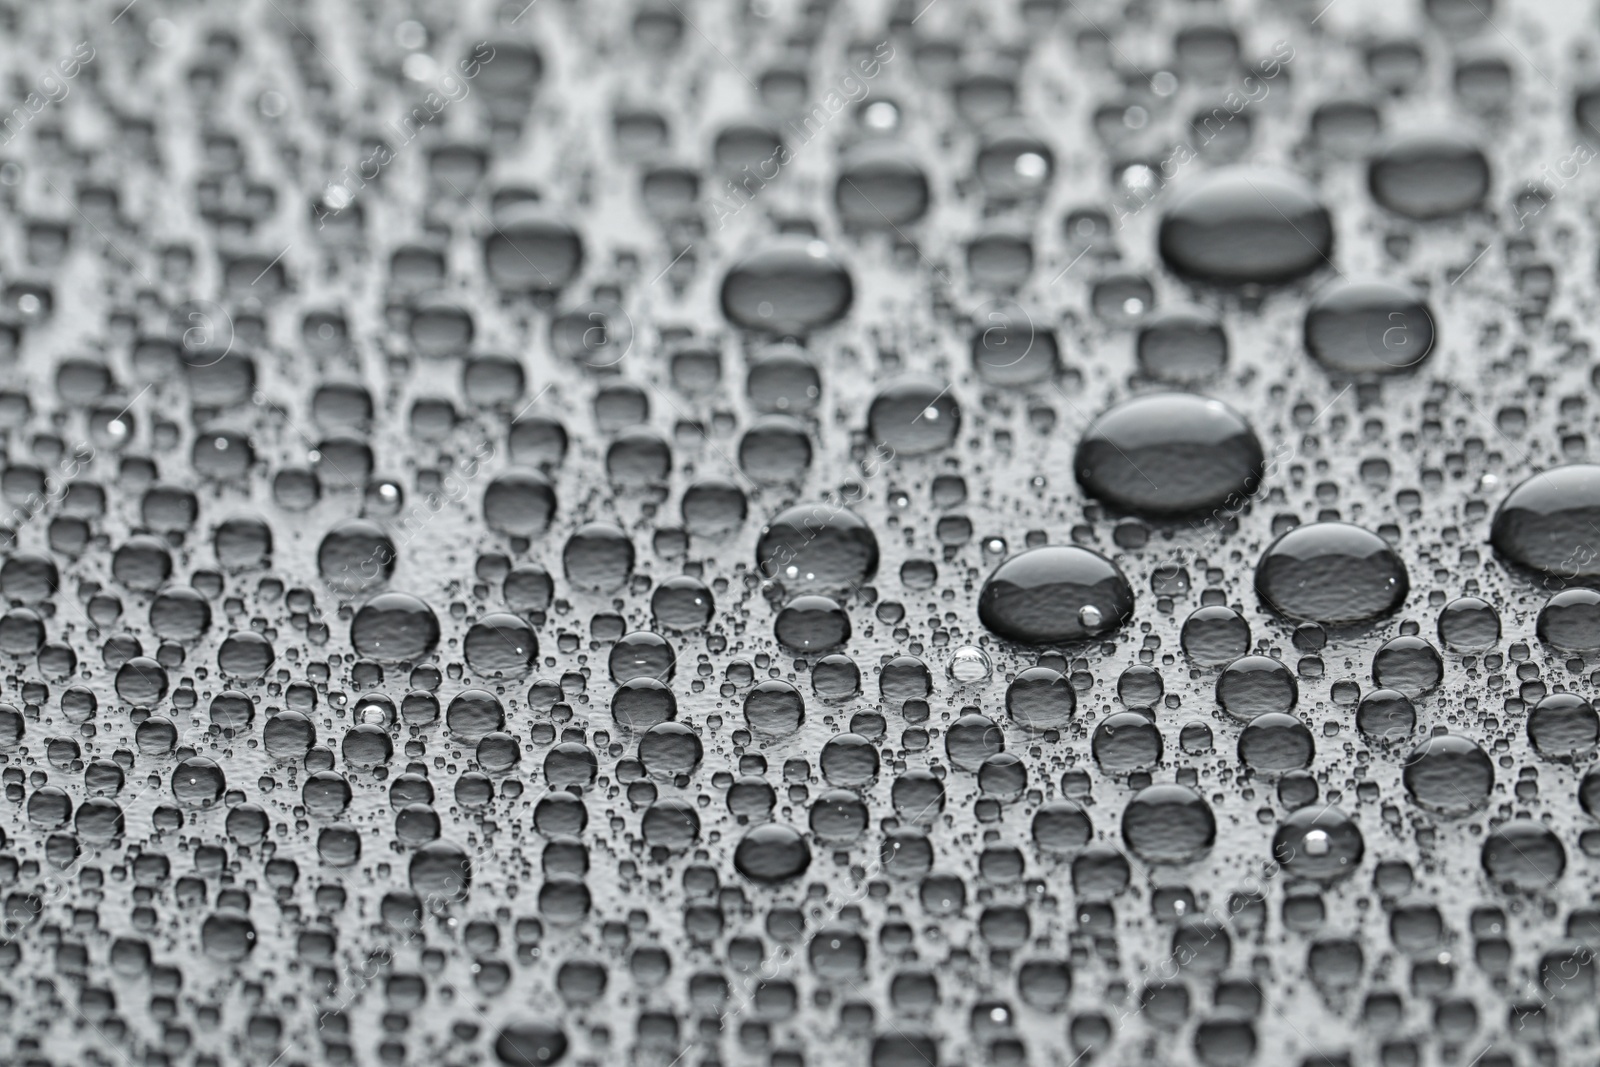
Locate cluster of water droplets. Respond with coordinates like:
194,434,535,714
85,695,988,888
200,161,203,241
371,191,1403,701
4,0,1600,1065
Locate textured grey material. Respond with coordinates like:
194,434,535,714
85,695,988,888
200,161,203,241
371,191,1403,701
0,1,1595,1066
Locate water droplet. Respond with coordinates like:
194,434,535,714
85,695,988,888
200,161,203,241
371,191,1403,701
1159,167,1334,286
1256,522,1410,624
1076,393,1264,516
978,545,1134,645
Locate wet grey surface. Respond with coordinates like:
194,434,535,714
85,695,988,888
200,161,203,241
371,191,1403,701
2,0,1600,1065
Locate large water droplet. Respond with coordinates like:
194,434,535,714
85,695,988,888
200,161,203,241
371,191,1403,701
977,545,1134,644
756,503,879,596
1075,393,1264,517
1158,167,1334,285
1304,279,1436,375
720,239,854,333
1491,465,1600,578
1255,522,1409,624
1368,132,1490,219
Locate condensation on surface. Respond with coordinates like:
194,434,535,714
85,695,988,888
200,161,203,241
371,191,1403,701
0,1,1598,1066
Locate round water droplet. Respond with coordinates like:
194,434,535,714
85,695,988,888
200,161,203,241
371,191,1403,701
1237,712,1315,773
868,380,960,455
1272,806,1363,883
738,416,812,486
1437,596,1500,651
1076,393,1264,517
1371,636,1443,695
410,840,472,902
835,143,930,227
494,1021,569,1066
720,238,854,333
201,909,256,961
1527,693,1599,761
681,478,747,537
1356,688,1416,746
350,592,441,664
1481,822,1565,892
464,612,538,676
1136,307,1228,382
612,678,677,732
1491,465,1600,579
1005,666,1076,731
485,208,584,292
978,545,1134,645
172,756,226,807
970,300,1056,387
1181,606,1251,666
1032,799,1093,855
1538,588,1600,651
1369,132,1490,219
734,823,811,884
756,503,879,596
1122,784,1216,864
318,519,396,592
1255,522,1409,624
1305,279,1436,375
774,594,851,652
1402,733,1493,814
975,122,1054,198
947,645,991,684
483,471,557,536
651,575,714,630
563,523,635,591
1158,166,1334,286
820,733,879,786
745,680,805,736
1215,655,1297,723
945,712,1004,770
1092,711,1162,773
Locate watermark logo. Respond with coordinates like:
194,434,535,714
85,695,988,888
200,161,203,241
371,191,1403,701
971,298,1036,370
553,301,635,369
0,41,95,146
169,299,235,367
1112,41,1295,229
1512,142,1597,229
1362,306,1434,370
710,41,897,229
314,43,498,229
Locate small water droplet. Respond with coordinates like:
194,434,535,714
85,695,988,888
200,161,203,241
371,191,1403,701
948,645,991,684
